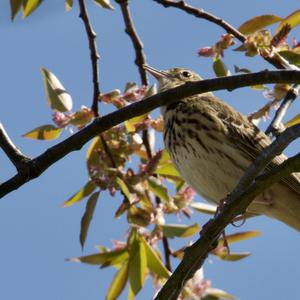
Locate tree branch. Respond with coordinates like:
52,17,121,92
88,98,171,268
265,85,299,137
78,0,100,116
1,70,300,198
0,123,30,171
154,123,300,299
153,0,284,69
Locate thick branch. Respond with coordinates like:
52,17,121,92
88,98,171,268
0,123,30,170
1,70,300,198
155,124,300,299
78,0,100,116
116,0,148,86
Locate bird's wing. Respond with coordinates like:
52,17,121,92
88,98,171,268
215,98,300,196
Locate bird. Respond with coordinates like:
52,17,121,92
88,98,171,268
143,64,300,231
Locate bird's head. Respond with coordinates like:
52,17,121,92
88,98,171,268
143,65,203,92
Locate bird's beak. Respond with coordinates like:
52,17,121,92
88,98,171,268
143,65,170,80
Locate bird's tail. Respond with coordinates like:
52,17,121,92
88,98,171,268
249,183,300,231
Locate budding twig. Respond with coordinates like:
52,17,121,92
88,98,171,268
153,0,284,69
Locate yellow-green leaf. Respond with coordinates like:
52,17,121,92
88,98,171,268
41,67,73,112
191,202,217,215
10,0,23,20
206,288,236,300
279,50,300,68
22,124,62,140
124,114,147,133
128,236,147,296
216,251,251,261
141,236,170,279
93,0,114,10
238,15,282,34
285,113,300,128
80,191,100,249
155,162,180,177
148,176,169,202
277,9,300,33
22,0,43,18
69,248,128,266
218,231,261,245
106,262,128,300
213,57,229,77
65,0,73,11
161,223,200,238
116,177,132,202
62,181,96,207
86,136,103,173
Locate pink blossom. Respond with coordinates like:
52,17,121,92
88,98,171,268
198,46,215,57
52,111,71,128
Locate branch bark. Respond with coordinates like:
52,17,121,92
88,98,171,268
1,70,300,198
155,123,300,299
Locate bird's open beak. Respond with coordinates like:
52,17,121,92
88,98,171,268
143,65,170,80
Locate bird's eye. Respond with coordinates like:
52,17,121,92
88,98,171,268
181,71,192,78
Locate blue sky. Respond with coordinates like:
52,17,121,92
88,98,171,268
1,1,300,299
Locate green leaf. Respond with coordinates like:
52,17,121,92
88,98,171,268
128,235,147,297
80,191,100,249
23,0,43,18
124,114,147,133
10,0,23,20
218,231,261,245
141,237,170,279
106,262,128,300
148,176,169,202
161,223,200,238
277,9,300,33
191,202,217,215
93,0,114,10
285,113,300,128
62,181,96,207
41,67,73,112
65,0,73,11
22,124,62,140
69,248,128,266
116,177,132,202
213,57,229,77
279,50,300,68
216,251,251,261
238,15,282,34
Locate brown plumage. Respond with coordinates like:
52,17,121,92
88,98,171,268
144,65,300,231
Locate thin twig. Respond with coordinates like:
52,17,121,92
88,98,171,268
265,85,299,137
116,0,149,86
115,0,154,158
0,123,30,171
115,0,173,263
78,0,100,116
78,0,118,170
1,70,300,198
155,124,300,299
153,0,284,69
